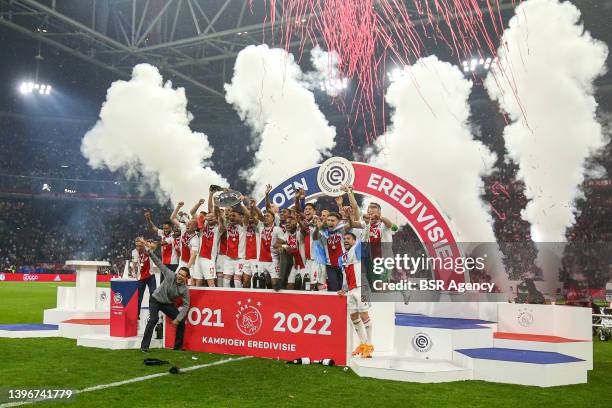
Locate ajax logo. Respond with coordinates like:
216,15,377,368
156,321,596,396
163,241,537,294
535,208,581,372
113,292,123,305
235,299,263,336
517,308,534,327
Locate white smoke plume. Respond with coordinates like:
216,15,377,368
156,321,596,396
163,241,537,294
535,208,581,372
370,55,510,292
304,46,348,97
485,0,608,243
81,64,227,207
225,45,336,198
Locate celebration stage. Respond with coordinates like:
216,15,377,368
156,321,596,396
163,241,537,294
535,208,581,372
0,258,593,387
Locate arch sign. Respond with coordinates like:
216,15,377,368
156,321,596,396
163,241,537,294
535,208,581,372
258,157,465,286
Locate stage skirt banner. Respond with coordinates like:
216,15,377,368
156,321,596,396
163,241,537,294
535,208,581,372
0,273,115,282
165,289,348,365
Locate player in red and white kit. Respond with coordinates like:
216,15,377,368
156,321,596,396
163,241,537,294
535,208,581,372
170,224,182,268
131,237,156,319
258,211,284,289
361,202,394,255
338,232,373,359
144,213,179,284
294,188,324,289
222,202,250,289
170,202,199,280
314,211,351,291
281,213,308,289
194,208,223,287
242,199,263,289
216,223,228,287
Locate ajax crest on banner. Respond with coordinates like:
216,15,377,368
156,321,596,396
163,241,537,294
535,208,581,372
235,299,263,336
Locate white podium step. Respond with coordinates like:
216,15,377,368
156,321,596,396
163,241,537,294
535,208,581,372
77,333,163,350
351,355,472,383
453,348,588,387
58,319,109,339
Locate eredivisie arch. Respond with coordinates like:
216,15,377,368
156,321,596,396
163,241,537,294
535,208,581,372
257,157,465,286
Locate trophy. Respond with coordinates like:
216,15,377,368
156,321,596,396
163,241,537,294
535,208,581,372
213,189,244,208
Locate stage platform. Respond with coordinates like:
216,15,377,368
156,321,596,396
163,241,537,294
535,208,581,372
351,303,592,387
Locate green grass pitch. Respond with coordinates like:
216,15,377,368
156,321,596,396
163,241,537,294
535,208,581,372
0,282,610,407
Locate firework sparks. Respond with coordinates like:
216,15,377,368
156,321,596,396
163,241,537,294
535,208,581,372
264,0,514,142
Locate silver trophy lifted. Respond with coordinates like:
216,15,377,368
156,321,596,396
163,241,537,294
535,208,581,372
212,185,243,209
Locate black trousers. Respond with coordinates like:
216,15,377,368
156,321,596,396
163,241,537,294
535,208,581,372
141,297,186,350
276,252,294,290
326,265,343,291
137,275,157,318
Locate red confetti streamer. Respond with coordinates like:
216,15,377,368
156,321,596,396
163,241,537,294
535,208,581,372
262,0,514,144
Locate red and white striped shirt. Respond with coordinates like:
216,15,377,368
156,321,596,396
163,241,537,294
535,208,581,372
225,223,246,260
179,225,198,264
325,229,345,267
258,224,284,262
284,229,305,269
131,248,151,280
157,229,174,264
245,223,259,261
341,243,361,290
198,224,220,260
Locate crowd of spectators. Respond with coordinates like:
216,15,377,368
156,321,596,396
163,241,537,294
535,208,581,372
0,115,610,291
0,198,170,274
0,116,108,181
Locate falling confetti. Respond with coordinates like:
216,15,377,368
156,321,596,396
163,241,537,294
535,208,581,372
264,0,513,142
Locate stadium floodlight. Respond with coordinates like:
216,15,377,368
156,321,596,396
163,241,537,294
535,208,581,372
461,57,496,74
320,77,349,94
470,58,478,71
19,81,52,96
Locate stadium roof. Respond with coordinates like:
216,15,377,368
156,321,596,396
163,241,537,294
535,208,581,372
0,0,611,128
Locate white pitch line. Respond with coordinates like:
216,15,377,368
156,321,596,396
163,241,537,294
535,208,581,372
1,356,251,407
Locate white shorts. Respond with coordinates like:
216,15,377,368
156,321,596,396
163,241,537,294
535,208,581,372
224,258,246,276
216,254,227,274
194,257,216,280
305,260,325,284
258,260,280,279
242,260,258,276
347,287,370,313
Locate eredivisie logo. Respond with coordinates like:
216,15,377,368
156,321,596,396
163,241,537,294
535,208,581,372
317,157,355,197
412,332,433,352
